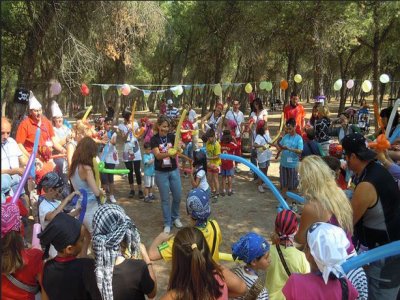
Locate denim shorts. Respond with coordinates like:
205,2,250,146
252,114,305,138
258,161,270,169
221,168,234,176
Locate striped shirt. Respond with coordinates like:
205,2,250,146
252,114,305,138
232,266,269,300
166,107,180,119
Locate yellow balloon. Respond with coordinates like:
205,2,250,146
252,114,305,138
245,83,253,94
294,74,302,83
361,80,372,93
214,84,222,96
219,252,235,261
168,148,177,156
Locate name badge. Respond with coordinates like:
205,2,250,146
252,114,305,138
162,157,172,168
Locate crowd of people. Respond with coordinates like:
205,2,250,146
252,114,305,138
1,89,400,300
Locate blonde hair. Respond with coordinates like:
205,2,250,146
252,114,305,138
298,155,353,234
318,105,330,118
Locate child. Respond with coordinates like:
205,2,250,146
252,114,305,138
141,117,154,144
143,142,156,202
282,222,358,300
181,113,194,177
38,213,102,300
220,130,238,196
301,128,324,158
205,129,221,201
253,120,273,193
231,232,271,300
190,149,210,197
266,210,310,300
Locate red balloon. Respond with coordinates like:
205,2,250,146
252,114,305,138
81,84,90,96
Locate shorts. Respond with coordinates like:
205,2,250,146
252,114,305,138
234,137,242,156
208,166,220,174
144,175,155,188
221,168,234,176
258,161,270,169
100,163,116,184
83,200,99,234
279,166,299,190
183,142,193,159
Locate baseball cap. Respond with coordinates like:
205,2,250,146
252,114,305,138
167,99,173,105
342,133,376,161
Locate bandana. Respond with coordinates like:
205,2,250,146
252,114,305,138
92,204,141,300
186,188,210,225
227,119,237,130
38,145,52,162
275,210,298,246
1,203,21,238
37,171,64,192
38,213,81,258
307,222,349,284
232,232,270,264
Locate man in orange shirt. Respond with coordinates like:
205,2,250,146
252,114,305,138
283,92,305,135
16,91,66,158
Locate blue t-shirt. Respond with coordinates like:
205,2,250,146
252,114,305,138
280,134,303,168
143,153,155,176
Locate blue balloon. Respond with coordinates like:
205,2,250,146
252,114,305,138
286,192,305,204
219,153,290,210
30,128,41,178
63,118,72,129
69,189,88,223
342,241,400,273
101,144,109,162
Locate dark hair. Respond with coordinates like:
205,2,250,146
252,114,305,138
286,118,296,127
122,111,131,121
1,231,24,274
68,137,98,179
220,130,232,144
144,142,151,149
256,120,267,136
322,156,341,172
253,97,263,111
290,92,298,98
380,107,399,129
168,227,223,300
104,117,113,124
193,150,207,175
305,128,316,140
207,129,216,139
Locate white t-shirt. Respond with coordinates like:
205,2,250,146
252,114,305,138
118,122,142,161
188,109,198,130
226,110,244,137
53,125,71,146
101,130,119,164
1,137,23,183
254,132,272,163
39,199,61,229
196,169,209,191
250,109,269,138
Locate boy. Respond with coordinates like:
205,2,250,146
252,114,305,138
39,213,102,300
180,113,194,177
143,142,156,202
206,129,221,201
220,130,238,196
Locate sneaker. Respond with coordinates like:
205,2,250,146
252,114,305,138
129,190,135,198
109,195,117,203
228,190,233,196
138,190,144,199
258,185,265,193
164,226,171,234
262,183,268,189
173,219,183,228
221,190,226,197
144,196,152,203
150,194,157,200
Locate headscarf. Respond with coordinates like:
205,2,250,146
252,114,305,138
92,204,141,300
186,188,211,226
275,209,298,247
307,222,349,284
1,203,21,238
232,232,270,264
37,171,64,192
38,213,82,259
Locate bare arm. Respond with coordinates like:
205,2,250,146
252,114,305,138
139,243,157,299
152,146,174,160
51,136,66,154
148,232,173,261
221,265,247,297
18,143,30,158
82,165,104,197
352,182,377,225
44,191,81,222
294,203,321,248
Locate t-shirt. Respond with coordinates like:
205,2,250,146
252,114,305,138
314,117,331,143
279,134,303,169
226,110,244,137
283,104,305,135
43,257,102,300
106,106,115,119
188,109,198,129
1,248,43,300
265,245,310,300
150,133,177,171
282,273,358,300
220,141,238,170
39,197,61,229
166,107,180,119
118,122,142,162
143,153,155,176
1,137,23,184
194,167,209,191
181,120,194,143
250,109,269,137
53,125,71,147
206,141,221,167
112,259,155,300
158,220,222,262
232,266,269,300
101,130,119,164
160,103,167,115
254,133,272,163
16,116,55,154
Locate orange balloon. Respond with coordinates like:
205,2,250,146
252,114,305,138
368,134,390,152
134,127,145,138
280,80,289,90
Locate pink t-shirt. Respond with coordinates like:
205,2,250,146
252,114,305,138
283,273,358,300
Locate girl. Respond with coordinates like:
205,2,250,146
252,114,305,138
190,149,210,198
150,115,182,234
160,227,247,300
201,102,224,137
220,130,238,196
253,120,273,193
206,129,221,202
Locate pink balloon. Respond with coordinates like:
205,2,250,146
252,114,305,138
121,84,131,96
50,81,62,96
346,79,354,89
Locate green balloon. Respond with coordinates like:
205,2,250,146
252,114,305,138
265,81,273,91
259,81,268,90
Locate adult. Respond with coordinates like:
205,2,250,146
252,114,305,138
330,112,360,144
1,117,28,194
150,115,182,234
1,203,45,300
225,100,245,172
165,99,180,119
201,102,224,136
283,92,305,135
118,111,144,199
185,103,199,150
16,91,66,158
379,106,400,144
160,227,247,300
106,100,115,119
342,133,400,299
314,105,331,155
92,204,156,300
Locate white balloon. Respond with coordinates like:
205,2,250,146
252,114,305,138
379,74,390,84
346,80,354,89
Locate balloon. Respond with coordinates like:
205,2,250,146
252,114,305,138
174,109,188,150
333,79,343,91
294,74,302,83
134,127,145,138
265,81,273,92
69,189,88,223
379,74,390,84
63,118,72,129
214,84,222,96
50,81,62,97
121,84,131,96
271,113,285,144
386,99,400,139
29,128,41,178
346,79,354,89
168,148,177,156
219,252,235,262
245,83,253,94
259,81,268,90
342,241,400,273
280,80,288,90
31,223,42,249
97,161,130,174
81,105,93,122
219,154,290,210
92,157,105,204
81,83,89,96
361,80,372,93
100,143,109,162
368,134,390,152
286,192,305,204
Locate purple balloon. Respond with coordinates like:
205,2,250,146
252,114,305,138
50,81,62,96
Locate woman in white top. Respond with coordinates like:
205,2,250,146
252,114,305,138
201,102,224,137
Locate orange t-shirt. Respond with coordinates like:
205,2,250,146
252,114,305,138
16,116,55,154
284,104,305,135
